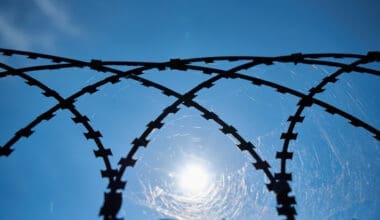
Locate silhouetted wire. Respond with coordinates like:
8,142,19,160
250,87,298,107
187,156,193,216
0,48,379,220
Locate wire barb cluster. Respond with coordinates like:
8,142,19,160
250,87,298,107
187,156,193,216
0,48,379,220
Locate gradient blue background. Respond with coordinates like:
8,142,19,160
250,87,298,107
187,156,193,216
0,0,379,219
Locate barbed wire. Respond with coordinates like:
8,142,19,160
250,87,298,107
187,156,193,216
0,48,379,220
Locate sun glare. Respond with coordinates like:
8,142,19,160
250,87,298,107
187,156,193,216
178,164,210,195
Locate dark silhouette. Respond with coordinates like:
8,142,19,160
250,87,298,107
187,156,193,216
0,48,379,220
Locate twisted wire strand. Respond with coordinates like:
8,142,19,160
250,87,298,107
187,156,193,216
0,48,378,220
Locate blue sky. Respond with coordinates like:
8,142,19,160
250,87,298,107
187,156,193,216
0,0,379,219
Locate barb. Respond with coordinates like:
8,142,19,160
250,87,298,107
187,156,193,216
0,62,118,194
102,53,380,77
0,48,378,220
273,57,373,219
2,48,380,76
0,63,78,156
112,61,276,219
181,64,379,140
1,50,377,152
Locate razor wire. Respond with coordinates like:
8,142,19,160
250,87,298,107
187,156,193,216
0,48,379,220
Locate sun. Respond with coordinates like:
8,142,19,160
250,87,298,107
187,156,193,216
177,164,210,195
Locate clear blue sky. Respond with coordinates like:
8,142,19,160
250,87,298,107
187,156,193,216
0,0,379,219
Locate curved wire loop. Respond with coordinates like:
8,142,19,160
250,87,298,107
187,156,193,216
0,48,379,220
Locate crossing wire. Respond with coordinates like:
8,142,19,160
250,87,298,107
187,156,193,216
0,48,379,220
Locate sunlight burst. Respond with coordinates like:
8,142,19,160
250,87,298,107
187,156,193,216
177,164,210,195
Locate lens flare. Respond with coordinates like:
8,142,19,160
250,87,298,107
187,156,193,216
139,164,258,219
177,164,210,195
